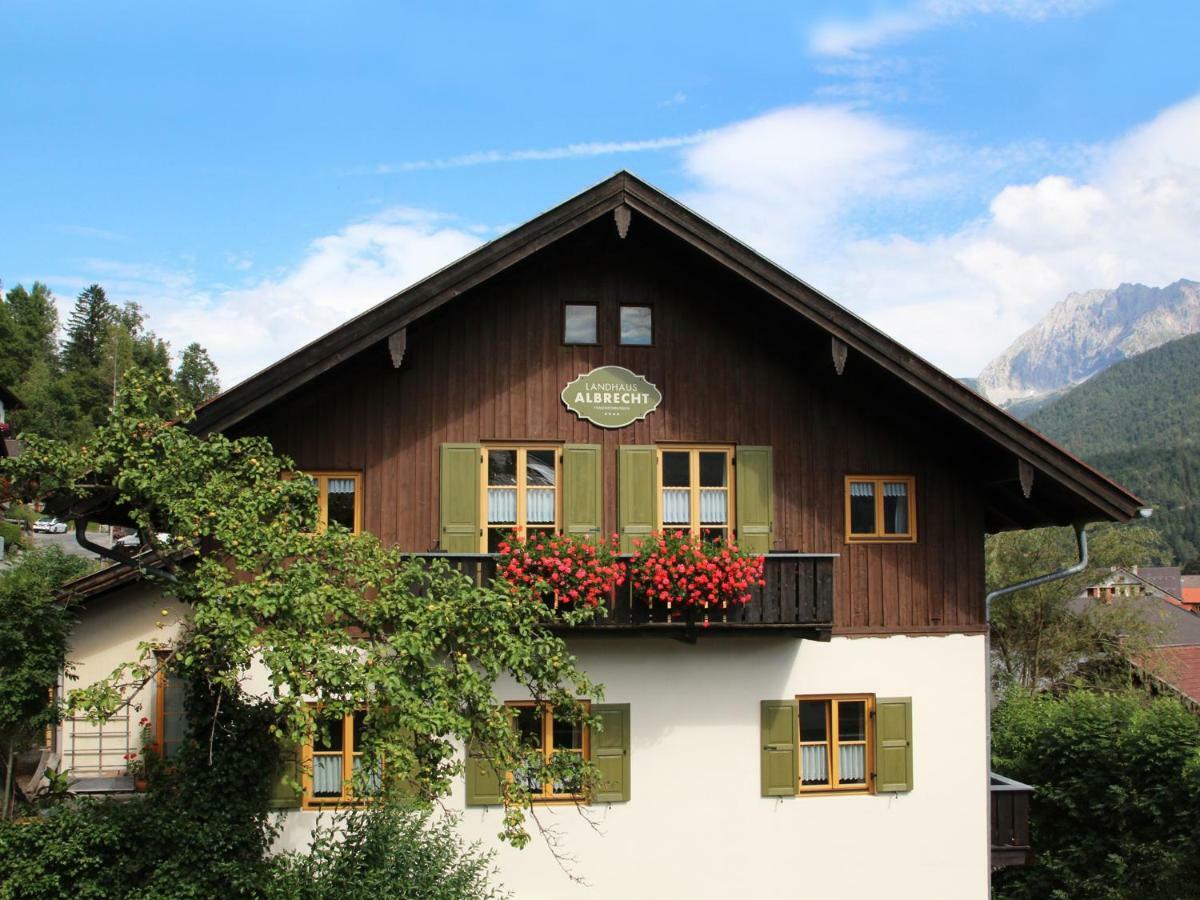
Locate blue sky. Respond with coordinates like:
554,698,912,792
3,0,1199,384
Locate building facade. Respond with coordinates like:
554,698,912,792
55,173,1143,898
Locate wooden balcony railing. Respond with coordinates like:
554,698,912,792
991,773,1034,869
412,552,835,637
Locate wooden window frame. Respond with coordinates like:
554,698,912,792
844,475,917,543
562,301,600,346
796,693,876,796
301,707,372,809
307,471,363,535
618,303,655,347
655,445,734,541
151,649,185,761
480,445,561,552
504,700,591,804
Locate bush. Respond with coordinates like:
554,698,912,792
268,806,506,900
0,522,23,553
992,689,1200,900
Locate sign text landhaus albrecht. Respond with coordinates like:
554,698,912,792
561,365,662,429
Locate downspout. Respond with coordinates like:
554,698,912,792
986,522,1088,618
74,519,178,583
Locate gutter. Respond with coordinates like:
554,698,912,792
985,523,1088,619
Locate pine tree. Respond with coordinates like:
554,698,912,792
173,343,221,409
62,284,117,371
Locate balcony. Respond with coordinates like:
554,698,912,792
415,552,835,639
991,773,1034,869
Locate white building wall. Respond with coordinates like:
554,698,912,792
277,633,990,900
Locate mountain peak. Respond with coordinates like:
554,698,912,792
978,278,1200,406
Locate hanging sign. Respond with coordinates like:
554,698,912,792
562,365,662,429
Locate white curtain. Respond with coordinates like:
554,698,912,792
800,745,828,784
328,478,356,496
352,756,382,794
661,489,690,524
526,489,555,524
883,482,909,533
313,755,342,796
699,490,727,524
488,488,517,524
839,745,866,783
850,482,874,498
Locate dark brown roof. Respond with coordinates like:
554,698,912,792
186,171,1142,529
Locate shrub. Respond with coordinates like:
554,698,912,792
268,805,507,900
992,689,1200,900
0,522,23,553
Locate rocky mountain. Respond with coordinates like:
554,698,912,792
977,279,1200,407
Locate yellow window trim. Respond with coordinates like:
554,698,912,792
796,693,876,796
480,446,561,552
301,706,369,809
844,475,917,543
655,445,734,540
306,471,363,535
504,699,591,804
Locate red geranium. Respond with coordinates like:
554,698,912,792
627,531,765,619
497,532,625,609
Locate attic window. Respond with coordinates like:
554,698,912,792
619,305,652,345
564,304,598,345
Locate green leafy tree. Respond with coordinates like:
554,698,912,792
0,282,59,389
9,357,89,445
0,548,93,819
988,523,1171,693
1,367,603,849
992,689,1200,899
174,342,221,408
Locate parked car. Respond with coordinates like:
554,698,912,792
33,517,69,534
114,531,172,550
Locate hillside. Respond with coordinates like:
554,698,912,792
1027,331,1200,564
979,279,1200,406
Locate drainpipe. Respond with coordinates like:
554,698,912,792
985,522,1088,619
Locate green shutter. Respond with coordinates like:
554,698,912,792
760,699,798,797
592,703,630,803
875,697,914,793
562,444,603,539
618,446,656,553
464,743,504,807
736,446,774,553
269,739,303,809
440,443,481,553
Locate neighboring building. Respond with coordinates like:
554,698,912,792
1085,565,1200,613
49,173,1144,898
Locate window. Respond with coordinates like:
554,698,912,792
844,476,916,542
482,446,559,552
658,446,733,541
152,651,187,761
797,694,874,794
619,305,653,345
303,709,379,807
309,472,362,534
563,303,598,344
505,701,589,801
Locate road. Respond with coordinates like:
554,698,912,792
27,527,113,560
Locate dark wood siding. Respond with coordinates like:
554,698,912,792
233,217,986,634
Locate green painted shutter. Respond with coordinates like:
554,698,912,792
736,446,774,553
562,444,603,539
618,446,657,553
592,703,630,803
440,443,481,552
269,739,303,809
760,699,798,797
464,743,504,807
875,697,914,793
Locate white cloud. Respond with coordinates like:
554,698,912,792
371,132,711,174
65,210,484,388
810,0,1101,58
677,95,1200,376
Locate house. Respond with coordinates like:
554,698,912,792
1084,565,1200,613
49,172,1143,898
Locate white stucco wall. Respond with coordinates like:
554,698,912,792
59,582,189,774
276,633,990,900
